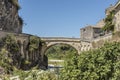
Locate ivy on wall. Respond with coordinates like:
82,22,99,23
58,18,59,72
103,10,115,32
0,34,20,74
29,36,40,52
0,34,46,73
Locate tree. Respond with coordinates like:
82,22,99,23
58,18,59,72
46,44,77,60
60,42,120,80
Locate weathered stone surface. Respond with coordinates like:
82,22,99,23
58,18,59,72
0,31,48,70
80,26,103,41
0,0,22,33
105,1,120,32
41,37,83,54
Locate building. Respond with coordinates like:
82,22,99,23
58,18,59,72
80,0,120,42
80,25,103,41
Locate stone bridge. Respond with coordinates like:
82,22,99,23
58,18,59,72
41,37,82,54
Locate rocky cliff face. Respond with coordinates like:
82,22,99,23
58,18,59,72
0,0,23,33
0,0,48,71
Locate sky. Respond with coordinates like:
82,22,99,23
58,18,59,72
19,0,118,38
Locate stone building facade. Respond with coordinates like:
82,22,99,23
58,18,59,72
114,1,120,32
0,0,23,33
81,0,120,37
80,0,120,51
80,26,103,41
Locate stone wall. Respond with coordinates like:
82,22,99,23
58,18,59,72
114,4,120,32
105,5,114,16
95,19,105,28
80,26,94,40
92,33,112,48
80,1,120,50
80,26,103,41
0,0,23,33
104,1,120,32
80,41,92,51
0,30,48,70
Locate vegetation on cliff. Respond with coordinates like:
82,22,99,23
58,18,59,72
8,0,20,10
103,10,115,32
0,35,20,74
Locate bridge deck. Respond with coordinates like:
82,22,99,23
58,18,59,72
41,37,81,42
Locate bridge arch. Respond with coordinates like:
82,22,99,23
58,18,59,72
41,37,82,55
44,43,78,55
43,41,81,55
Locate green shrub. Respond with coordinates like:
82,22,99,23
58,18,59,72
60,42,120,80
103,10,115,32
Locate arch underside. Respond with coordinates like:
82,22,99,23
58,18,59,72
44,42,81,54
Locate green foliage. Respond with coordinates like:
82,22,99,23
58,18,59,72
34,70,57,80
28,36,40,63
103,10,115,32
0,69,58,80
60,55,80,80
0,74,10,80
0,35,45,71
60,42,120,80
0,35,20,74
29,36,40,52
0,35,48,79
0,48,13,74
46,44,77,60
2,35,19,53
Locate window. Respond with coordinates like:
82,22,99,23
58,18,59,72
83,29,86,32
